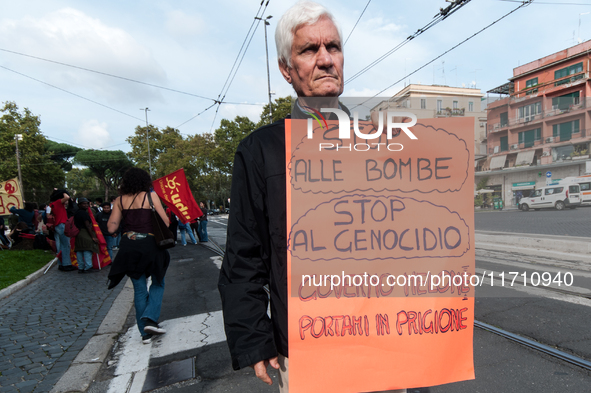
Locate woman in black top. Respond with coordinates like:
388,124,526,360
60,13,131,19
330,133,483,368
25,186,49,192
107,168,170,344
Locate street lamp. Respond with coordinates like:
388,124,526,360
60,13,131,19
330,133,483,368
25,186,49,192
15,134,24,196
255,15,273,124
140,108,152,175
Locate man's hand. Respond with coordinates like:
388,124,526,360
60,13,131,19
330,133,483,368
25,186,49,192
250,357,279,385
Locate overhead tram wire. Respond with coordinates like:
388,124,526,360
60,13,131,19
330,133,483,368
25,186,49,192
215,0,268,104
175,0,270,129
0,65,147,123
344,0,372,47
344,0,472,86
350,0,533,111
0,48,216,102
206,0,271,131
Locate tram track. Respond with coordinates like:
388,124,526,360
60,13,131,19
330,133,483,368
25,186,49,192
474,320,591,372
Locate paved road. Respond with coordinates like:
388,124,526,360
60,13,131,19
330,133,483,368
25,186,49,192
0,257,123,393
475,206,591,237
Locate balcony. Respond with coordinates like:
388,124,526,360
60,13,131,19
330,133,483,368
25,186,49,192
488,97,590,131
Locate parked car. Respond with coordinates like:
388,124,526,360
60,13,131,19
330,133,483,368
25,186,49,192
520,184,581,211
224,208,230,214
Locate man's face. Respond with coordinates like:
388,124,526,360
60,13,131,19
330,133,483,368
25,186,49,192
79,202,89,210
279,16,344,97
102,205,111,214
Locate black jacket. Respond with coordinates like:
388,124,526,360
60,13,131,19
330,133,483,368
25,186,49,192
218,102,349,370
218,119,288,370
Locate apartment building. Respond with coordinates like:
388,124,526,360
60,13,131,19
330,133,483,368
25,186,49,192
371,84,487,157
481,41,591,207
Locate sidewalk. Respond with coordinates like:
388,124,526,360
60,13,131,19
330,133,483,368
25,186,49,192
0,260,124,393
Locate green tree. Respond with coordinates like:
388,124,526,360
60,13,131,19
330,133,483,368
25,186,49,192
256,96,294,128
213,116,256,175
65,167,102,199
126,126,183,176
45,141,82,171
73,150,132,200
0,102,65,202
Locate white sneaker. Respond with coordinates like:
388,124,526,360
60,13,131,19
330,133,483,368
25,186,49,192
144,322,166,335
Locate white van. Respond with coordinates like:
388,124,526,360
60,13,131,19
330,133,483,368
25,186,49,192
559,175,591,205
520,184,581,211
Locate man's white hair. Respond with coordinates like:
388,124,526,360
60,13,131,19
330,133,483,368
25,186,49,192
275,1,343,67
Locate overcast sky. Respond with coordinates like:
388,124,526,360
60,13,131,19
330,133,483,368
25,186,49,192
1,0,590,152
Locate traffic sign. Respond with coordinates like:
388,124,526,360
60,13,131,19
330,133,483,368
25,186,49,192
546,171,552,178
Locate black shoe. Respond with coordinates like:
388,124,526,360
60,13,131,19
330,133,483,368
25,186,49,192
142,334,153,344
78,269,85,274
144,320,166,335
62,265,76,272
58,265,65,271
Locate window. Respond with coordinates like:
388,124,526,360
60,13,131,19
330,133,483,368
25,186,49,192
468,101,474,112
437,100,442,112
533,190,542,197
580,183,591,191
552,120,579,141
500,136,508,152
569,185,580,194
453,101,458,109
421,99,426,109
518,128,541,148
500,112,508,127
555,62,583,80
552,92,580,110
517,102,542,121
525,77,538,88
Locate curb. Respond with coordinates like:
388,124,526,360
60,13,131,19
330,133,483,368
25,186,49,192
0,257,56,300
50,278,134,393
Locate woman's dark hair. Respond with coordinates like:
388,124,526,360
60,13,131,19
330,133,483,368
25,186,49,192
119,168,152,195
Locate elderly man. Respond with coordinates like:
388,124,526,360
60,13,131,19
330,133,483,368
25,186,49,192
218,2,350,391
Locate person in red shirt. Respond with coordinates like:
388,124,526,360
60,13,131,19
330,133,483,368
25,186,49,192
49,190,74,271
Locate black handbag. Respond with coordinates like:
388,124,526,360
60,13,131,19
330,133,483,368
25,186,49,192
146,192,176,249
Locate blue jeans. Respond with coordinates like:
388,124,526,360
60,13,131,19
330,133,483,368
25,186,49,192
198,221,208,242
105,236,116,261
54,223,72,266
76,250,93,271
130,275,165,337
179,223,196,245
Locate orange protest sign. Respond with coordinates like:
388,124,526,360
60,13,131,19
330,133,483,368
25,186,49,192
0,178,23,215
286,116,475,392
153,169,202,224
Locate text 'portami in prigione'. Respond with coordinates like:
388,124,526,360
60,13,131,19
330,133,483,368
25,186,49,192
286,98,475,392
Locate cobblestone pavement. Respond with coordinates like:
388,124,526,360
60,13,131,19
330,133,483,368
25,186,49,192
475,206,591,237
0,264,123,393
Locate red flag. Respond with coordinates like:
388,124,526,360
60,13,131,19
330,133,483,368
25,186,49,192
89,207,111,268
153,168,202,224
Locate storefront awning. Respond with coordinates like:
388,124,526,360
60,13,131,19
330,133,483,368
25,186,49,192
489,155,507,170
515,150,536,166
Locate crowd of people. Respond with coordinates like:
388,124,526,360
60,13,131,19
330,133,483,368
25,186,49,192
1,189,210,265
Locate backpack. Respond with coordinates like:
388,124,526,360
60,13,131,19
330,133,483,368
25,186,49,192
64,216,79,238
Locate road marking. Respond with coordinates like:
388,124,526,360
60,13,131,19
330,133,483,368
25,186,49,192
108,311,225,392
211,256,222,269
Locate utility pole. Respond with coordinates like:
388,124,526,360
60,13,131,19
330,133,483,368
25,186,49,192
15,134,24,197
140,108,152,175
256,15,273,124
